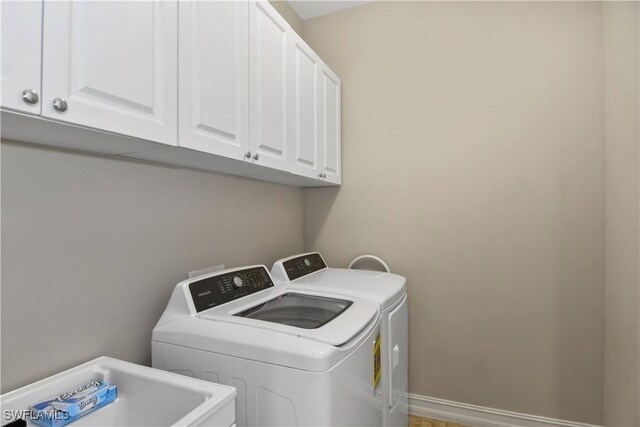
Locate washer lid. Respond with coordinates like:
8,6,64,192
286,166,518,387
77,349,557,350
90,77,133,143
236,292,352,329
198,286,378,347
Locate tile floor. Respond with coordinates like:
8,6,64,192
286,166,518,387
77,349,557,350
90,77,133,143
408,415,468,427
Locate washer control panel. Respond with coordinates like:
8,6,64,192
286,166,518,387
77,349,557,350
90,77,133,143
189,266,274,313
282,253,327,281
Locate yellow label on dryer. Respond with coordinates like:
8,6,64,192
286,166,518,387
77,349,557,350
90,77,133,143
373,332,381,389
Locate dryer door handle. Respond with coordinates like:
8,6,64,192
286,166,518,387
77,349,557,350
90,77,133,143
392,344,400,369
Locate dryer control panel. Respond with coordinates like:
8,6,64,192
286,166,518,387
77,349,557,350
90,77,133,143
282,253,327,281
189,266,274,313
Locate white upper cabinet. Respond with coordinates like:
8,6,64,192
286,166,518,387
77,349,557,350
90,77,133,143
319,64,342,184
41,1,177,145
288,34,321,179
249,1,290,170
1,0,43,115
0,0,340,186
178,1,249,159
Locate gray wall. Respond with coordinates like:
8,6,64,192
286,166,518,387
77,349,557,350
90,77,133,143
0,140,304,392
603,2,640,425
302,2,606,424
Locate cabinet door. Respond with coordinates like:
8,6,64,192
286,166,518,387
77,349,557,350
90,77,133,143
1,0,42,114
319,64,342,184
42,1,177,145
249,1,290,170
179,1,249,159
288,34,321,179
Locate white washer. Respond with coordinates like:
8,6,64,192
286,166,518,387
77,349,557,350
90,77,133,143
271,253,408,427
152,265,383,427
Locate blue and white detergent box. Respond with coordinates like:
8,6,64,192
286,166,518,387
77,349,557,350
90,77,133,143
30,379,117,427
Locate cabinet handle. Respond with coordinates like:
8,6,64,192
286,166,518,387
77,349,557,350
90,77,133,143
244,151,252,159
52,98,68,113
253,153,259,161
21,89,39,105
318,172,324,179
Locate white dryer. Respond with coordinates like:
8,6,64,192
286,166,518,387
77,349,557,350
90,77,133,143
271,253,408,427
152,265,383,427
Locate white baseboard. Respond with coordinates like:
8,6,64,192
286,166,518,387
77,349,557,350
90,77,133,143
407,393,602,427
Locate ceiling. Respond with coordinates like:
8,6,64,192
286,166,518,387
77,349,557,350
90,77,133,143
287,1,375,20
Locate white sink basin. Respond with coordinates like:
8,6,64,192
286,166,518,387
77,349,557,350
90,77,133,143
0,357,235,427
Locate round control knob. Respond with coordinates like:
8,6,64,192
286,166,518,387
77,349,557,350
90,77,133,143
304,258,311,267
233,276,243,287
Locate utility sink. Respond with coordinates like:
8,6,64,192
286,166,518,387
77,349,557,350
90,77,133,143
0,357,235,427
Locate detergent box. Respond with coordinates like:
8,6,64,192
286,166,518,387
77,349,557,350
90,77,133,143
29,379,117,427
